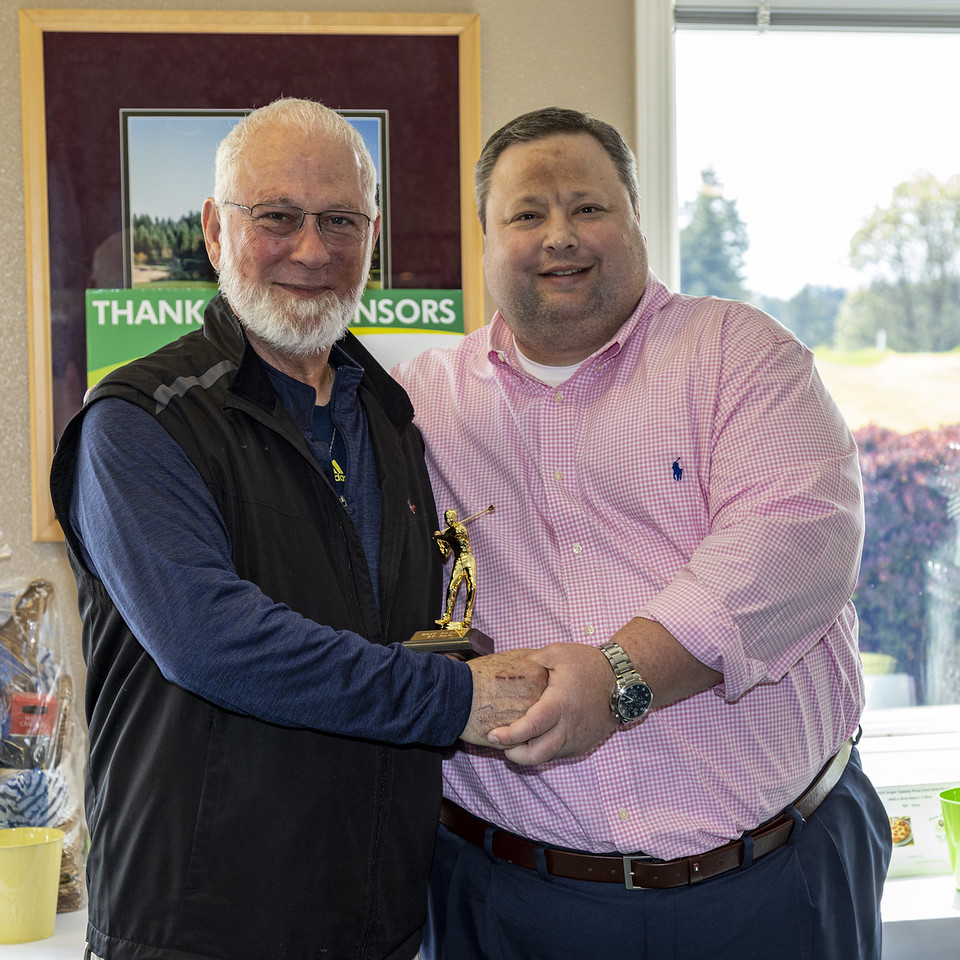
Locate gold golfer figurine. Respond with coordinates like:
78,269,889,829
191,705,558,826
434,506,492,629
404,504,495,658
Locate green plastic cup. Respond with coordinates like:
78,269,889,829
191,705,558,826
939,786,960,891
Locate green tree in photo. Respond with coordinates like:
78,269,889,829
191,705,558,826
131,211,216,284
680,167,749,301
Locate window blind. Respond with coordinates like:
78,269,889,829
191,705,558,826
674,1,960,30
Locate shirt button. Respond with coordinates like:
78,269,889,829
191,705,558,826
554,392,564,403
585,624,596,636
572,544,583,555
553,469,563,481
619,809,631,821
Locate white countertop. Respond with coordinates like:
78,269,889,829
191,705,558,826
0,907,86,958
881,875,960,960
2,877,958,959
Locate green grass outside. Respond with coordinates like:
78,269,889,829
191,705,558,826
814,345,960,367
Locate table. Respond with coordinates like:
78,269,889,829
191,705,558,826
3,878,959,959
881,875,960,960
0,907,86,958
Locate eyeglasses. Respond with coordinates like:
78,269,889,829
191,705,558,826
221,201,372,245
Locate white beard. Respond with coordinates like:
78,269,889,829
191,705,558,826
216,238,368,357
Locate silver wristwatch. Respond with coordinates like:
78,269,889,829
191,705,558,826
598,641,653,724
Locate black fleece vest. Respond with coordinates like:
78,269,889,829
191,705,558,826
50,298,444,960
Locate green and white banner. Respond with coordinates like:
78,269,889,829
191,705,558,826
85,288,465,387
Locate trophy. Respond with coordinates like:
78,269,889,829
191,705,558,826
404,505,495,659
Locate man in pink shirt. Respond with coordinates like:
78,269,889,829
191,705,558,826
393,107,891,960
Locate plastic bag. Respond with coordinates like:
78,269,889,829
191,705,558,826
0,578,86,911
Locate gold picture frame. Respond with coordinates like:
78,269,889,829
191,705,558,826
20,8,483,541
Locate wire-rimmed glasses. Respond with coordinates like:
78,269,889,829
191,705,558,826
221,201,373,246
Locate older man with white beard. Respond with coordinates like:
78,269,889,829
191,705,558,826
49,98,548,960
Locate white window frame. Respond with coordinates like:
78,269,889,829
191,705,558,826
639,1,960,288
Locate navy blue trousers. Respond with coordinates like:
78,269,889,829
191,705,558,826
423,750,891,960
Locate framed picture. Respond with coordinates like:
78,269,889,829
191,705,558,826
20,9,482,541
117,108,390,290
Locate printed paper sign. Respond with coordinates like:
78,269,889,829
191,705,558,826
85,288,464,387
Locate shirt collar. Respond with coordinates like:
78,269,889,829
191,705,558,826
262,343,364,434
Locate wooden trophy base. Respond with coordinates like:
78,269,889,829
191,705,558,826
404,625,494,659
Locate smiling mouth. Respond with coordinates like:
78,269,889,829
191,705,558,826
277,281,329,295
542,266,589,277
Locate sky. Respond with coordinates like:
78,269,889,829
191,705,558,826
675,30,960,300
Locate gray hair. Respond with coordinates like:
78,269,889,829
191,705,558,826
474,107,640,231
214,97,378,209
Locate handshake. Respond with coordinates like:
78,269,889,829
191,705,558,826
456,645,621,767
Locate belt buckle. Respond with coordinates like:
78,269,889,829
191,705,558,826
623,854,645,890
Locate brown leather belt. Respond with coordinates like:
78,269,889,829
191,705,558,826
440,738,853,890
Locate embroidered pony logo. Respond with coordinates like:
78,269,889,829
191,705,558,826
672,457,683,482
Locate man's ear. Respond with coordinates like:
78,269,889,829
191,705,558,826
201,197,223,270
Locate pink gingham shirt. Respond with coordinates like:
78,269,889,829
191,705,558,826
393,274,865,859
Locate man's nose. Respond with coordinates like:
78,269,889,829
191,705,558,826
289,213,334,264
543,213,579,251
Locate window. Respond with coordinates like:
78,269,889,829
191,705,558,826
674,10,960,712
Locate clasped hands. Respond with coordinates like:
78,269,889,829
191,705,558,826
458,644,619,766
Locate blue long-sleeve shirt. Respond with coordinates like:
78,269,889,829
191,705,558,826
68,348,472,745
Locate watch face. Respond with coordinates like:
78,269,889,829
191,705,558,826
618,682,653,721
